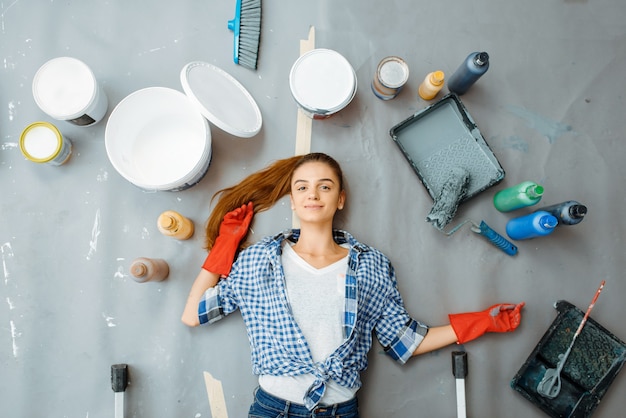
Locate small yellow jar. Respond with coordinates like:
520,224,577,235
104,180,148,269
19,121,72,166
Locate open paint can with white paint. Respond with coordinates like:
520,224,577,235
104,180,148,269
32,57,109,126
19,121,72,166
105,62,262,191
289,48,357,119
371,56,409,100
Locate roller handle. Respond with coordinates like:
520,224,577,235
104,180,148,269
476,221,518,256
111,364,129,393
452,351,468,378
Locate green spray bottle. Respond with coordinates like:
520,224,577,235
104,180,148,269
493,181,544,212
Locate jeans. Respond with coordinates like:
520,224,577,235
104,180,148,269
248,387,359,418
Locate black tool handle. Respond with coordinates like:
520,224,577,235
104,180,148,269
452,351,468,378
111,364,129,392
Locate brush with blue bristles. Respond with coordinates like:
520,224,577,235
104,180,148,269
227,0,262,70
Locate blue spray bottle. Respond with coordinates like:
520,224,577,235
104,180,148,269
506,211,558,240
535,200,587,225
447,52,490,95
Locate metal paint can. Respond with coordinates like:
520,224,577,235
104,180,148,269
19,121,72,166
371,56,409,100
32,57,109,126
289,48,357,119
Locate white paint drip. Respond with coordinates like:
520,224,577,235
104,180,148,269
113,265,126,279
1,242,14,285
141,227,150,240
8,101,16,121
1,142,18,150
10,320,19,357
96,169,108,182
102,313,117,327
86,209,101,260
1,0,22,33
6,297,15,309
138,46,167,56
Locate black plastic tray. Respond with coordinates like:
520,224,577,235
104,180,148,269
389,93,505,203
511,300,626,417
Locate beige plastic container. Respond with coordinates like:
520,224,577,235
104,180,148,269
157,210,195,240
19,121,72,166
130,257,170,283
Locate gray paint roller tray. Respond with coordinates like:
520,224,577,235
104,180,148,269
511,300,626,417
389,93,505,204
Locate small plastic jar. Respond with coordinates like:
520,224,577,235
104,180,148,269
19,121,72,166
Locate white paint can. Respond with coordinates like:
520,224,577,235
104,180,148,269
289,48,357,119
105,87,212,192
105,62,262,192
32,57,109,126
19,121,72,166
371,56,409,100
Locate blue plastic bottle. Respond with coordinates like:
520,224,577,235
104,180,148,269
506,211,558,240
448,52,490,95
536,200,587,225
493,181,544,212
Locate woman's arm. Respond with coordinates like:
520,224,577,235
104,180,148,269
411,302,526,355
181,202,254,327
411,325,458,356
181,269,220,327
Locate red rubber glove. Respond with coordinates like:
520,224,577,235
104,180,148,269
448,302,525,344
202,202,254,276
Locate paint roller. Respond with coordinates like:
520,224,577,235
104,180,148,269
426,167,518,256
426,167,470,230
111,364,129,418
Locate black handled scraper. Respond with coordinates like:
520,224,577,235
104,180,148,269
111,364,129,418
452,351,468,418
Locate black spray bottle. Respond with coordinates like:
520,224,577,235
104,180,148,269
535,201,588,225
448,52,490,95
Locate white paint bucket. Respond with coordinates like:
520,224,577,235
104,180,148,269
371,56,409,100
289,49,357,119
105,62,262,192
32,57,108,126
105,87,212,191
19,121,72,166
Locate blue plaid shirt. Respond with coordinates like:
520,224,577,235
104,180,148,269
198,229,428,410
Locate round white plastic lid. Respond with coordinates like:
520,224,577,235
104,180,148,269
32,57,97,119
180,62,262,138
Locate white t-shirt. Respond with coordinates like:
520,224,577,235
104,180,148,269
259,242,357,405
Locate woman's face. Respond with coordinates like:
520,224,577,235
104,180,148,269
290,161,345,225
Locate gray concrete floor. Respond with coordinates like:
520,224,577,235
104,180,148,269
1,1,625,417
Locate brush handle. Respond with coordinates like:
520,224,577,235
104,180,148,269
575,280,605,336
476,221,518,256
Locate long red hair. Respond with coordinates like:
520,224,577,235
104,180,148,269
204,153,345,250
